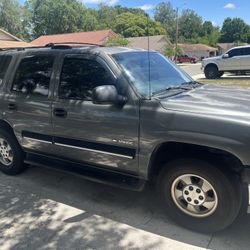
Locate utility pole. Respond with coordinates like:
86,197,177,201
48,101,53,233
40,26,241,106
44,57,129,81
175,7,179,62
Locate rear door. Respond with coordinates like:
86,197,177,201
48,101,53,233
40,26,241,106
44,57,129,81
4,52,56,154
51,53,139,174
239,47,250,70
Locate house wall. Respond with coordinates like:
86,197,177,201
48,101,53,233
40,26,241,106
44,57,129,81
0,31,15,41
184,50,216,60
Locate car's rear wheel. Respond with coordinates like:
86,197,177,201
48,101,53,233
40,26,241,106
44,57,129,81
157,159,242,233
205,65,219,79
0,128,25,175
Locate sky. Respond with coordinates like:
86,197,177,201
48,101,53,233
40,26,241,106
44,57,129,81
18,0,250,27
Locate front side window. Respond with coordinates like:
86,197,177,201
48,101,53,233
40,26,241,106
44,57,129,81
112,52,193,97
12,55,54,97
59,58,114,100
228,48,242,57
0,55,12,87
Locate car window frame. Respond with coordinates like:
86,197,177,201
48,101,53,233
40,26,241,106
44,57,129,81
10,52,56,99
57,53,117,101
0,54,12,89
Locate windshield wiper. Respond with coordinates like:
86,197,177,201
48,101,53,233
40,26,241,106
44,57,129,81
152,86,190,96
181,81,202,88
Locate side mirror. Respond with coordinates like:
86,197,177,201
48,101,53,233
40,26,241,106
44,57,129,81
222,53,229,59
92,85,127,105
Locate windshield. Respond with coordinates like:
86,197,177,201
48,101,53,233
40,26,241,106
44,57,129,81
112,52,194,97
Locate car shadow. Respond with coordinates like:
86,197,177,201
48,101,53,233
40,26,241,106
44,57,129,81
0,165,249,249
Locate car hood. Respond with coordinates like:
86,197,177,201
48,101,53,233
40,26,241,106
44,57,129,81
159,84,250,122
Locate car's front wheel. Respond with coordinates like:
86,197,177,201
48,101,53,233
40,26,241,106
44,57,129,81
0,128,25,175
204,65,219,79
157,159,242,233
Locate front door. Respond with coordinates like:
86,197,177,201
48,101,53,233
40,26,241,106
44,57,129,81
52,54,139,174
219,48,242,71
4,53,55,153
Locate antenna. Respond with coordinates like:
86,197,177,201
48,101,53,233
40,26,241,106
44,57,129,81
146,13,151,100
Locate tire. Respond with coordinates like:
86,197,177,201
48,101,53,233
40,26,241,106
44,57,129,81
157,158,242,233
0,128,25,175
204,65,219,79
218,71,224,78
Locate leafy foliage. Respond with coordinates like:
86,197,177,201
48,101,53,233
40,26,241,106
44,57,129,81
154,2,177,42
0,0,250,47
105,35,129,47
220,18,250,43
0,0,29,40
114,12,165,38
26,0,88,39
163,45,183,59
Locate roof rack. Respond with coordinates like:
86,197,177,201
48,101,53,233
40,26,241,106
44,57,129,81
0,42,104,52
0,46,46,52
45,42,105,48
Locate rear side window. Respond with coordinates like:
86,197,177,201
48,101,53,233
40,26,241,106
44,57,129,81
0,55,12,87
59,58,114,100
243,47,250,55
12,55,54,97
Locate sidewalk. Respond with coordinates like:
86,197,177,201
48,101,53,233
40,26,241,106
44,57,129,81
0,166,249,250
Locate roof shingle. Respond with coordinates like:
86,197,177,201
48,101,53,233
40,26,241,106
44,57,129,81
31,30,117,46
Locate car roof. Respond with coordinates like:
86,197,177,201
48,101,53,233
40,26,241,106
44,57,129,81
230,45,250,50
0,45,149,57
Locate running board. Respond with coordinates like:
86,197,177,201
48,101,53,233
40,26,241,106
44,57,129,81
24,153,146,191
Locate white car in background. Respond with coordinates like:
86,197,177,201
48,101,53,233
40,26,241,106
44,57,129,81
202,45,250,79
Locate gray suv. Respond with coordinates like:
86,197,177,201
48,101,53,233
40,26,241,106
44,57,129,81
202,45,250,79
0,44,249,233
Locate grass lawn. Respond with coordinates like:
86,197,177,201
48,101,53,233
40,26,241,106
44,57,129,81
198,77,250,88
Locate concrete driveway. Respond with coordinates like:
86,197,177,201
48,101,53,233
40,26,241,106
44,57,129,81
0,165,249,250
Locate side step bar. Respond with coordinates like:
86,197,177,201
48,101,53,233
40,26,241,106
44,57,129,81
24,153,146,192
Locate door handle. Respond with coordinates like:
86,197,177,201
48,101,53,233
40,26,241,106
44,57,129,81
8,103,17,110
53,108,67,118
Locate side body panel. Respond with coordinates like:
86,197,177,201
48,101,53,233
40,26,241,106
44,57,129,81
51,52,140,174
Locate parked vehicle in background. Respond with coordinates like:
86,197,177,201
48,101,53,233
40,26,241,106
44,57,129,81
0,44,249,233
177,55,198,64
202,45,250,79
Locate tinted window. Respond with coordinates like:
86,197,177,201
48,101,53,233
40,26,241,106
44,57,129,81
228,48,242,57
243,47,250,55
59,58,114,100
12,55,54,96
0,55,12,87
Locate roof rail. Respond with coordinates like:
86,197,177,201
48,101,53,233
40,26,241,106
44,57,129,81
0,46,45,52
0,42,104,52
45,42,105,47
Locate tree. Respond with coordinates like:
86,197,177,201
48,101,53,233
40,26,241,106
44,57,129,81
178,9,203,41
163,44,183,59
105,35,129,47
0,0,29,40
154,2,176,42
26,0,88,38
220,17,250,43
192,21,221,47
114,12,165,38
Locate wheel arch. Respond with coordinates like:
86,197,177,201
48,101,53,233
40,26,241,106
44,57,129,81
0,119,14,134
147,141,244,181
204,63,218,71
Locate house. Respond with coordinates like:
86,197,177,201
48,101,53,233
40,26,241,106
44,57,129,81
31,30,117,46
127,35,172,53
0,29,30,49
217,43,238,55
178,43,218,60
